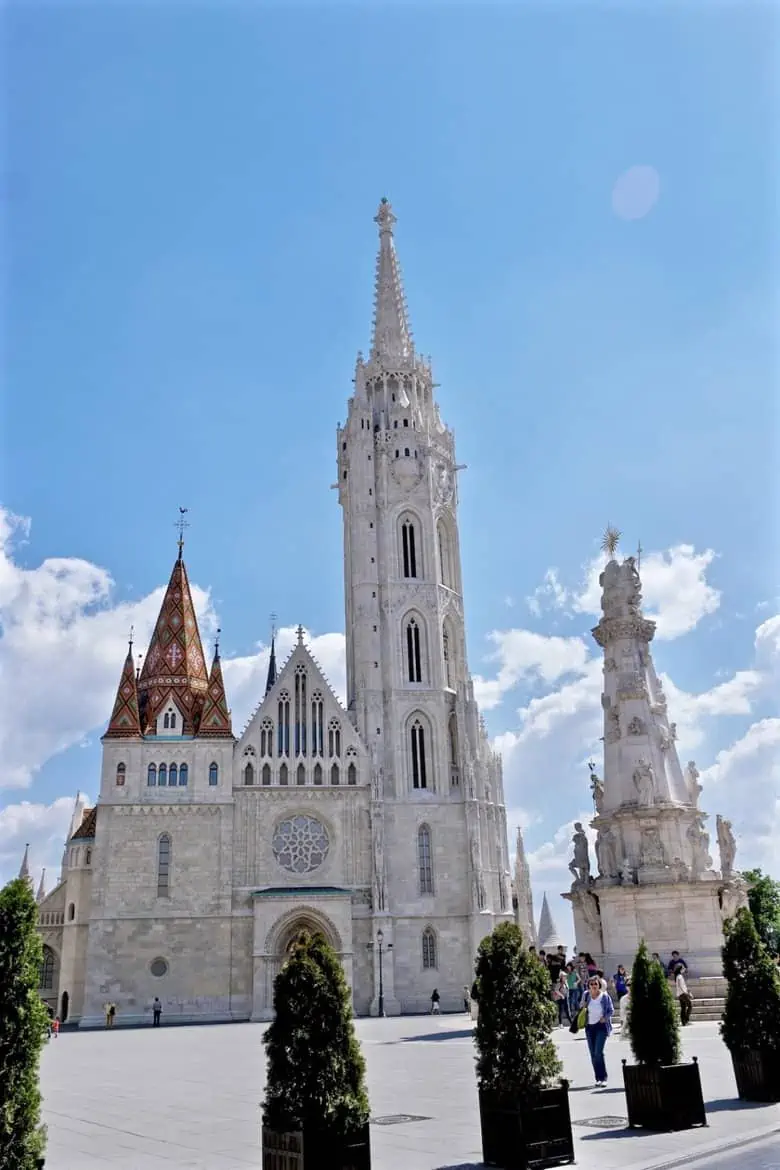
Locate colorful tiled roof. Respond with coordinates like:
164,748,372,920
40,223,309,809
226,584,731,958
71,806,97,840
137,554,208,735
197,650,234,738
104,645,142,739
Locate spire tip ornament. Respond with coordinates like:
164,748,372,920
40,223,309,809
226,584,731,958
601,525,621,559
175,507,190,559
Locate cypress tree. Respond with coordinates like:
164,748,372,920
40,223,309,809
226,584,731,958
721,907,780,1054
262,931,370,1140
629,941,680,1066
0,877,49,1170
473,922,561,1099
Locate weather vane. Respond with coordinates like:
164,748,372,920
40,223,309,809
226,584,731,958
270,612,277,640
128,624,134,650
215,626,221,655
175,507,190,555
601,524,621,558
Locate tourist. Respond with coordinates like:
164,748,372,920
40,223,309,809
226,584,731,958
619,980,632,1042
152,997,163,1028
674,964,693,1025
463,986,470,1013
103,1002,111,1029
108,1002,116,1028
576,951,590,987
538,949,547,966
430,988,441,1015
613,964,629,1009
667,950,688,976
565,961,582,1017
553,969,571,1026
52,1016,60,1039
583,975,614,1087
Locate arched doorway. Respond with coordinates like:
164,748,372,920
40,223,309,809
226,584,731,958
60,990,69,1024
252,903,351,1021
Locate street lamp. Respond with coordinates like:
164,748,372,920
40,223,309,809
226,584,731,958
368,928,393,1017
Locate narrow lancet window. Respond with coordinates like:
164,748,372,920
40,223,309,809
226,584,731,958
418,825,433,893
422,927,437,969
410,719,427,789
157,834,171,898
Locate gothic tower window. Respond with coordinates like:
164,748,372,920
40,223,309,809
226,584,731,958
410,717,428,789
169,763,178,786
158,764,167,787
279,763,289,786
437,520,452,588
418,824,433,893
116,762,126,787
422,926,437,969
278,691,290,757
157,834,171,898
314,762,323,785
404,615,423,683
294,666,307,756
40,947,55,990
328,719,341,758
209,762,218,786
178,763,188,786
442,624,451,688
147,764,157,787
297,762,306,786
260,719,274,757
311,691,324,756
499,877,507,912
244,762,255,786
262,763,271,786
448,715,459,788
348,762,357,786
331,763,340,785
400,515,420,578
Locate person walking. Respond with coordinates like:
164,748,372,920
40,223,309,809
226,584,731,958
108,1002,116,1028
583,975,614,1087
152,997,163,1028
463,986,470,1013
104,1002,111,1029
674,964,693,1025
566,962,581,1019
553,969,571,1027
430,988,441,1015
52,1016,60,1039
613,964,629,1016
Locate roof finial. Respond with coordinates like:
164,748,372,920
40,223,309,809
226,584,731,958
601,524,621,559
370,197,413,363
136,653,143,680
175,507,190,560
296,623,305,645
374,196,396,236
214,627,221,659
636,539,643,571
128,624,134,652
265,613,278,697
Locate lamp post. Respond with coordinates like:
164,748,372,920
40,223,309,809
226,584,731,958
369,928,393,1017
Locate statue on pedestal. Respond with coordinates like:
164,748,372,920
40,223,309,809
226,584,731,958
717,815,737,880
633,760,655,806
568,822,591,887
596,826,619,878
588,761,604,814
640,826,665,867
684,761,702,807
687,815,712,879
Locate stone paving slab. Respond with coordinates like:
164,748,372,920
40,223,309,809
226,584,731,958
39,1015,780,1169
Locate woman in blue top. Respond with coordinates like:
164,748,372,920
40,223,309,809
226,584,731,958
584,975,614,1087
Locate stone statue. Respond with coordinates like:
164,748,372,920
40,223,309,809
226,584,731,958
717,815,737,880
619,856,635,886
640,827,665,867
568,822,591,887
573,887,603,949
597,826,619,878
687,816,712,879
684,761,702,807
627,716,645,736
633,760,655,806
589,766,604,814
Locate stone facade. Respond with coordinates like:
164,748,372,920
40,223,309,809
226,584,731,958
35,200,515,1026
563,538,749,978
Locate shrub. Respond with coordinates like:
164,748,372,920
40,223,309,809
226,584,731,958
0,877,50,1170
473,922,561,1099
742,868,780,957
262,931,370,1139
721,907,780,1054
629,941,680,1066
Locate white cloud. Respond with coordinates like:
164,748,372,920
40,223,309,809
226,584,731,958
525,569,570,619
0,796,79,895
473,628,589,710
700,718,780,875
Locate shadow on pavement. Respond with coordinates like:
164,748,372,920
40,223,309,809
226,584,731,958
395,1029,475,1043
704,1096,778,1113
434,1164,485,1169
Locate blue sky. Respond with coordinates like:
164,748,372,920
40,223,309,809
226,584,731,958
1,3,778,935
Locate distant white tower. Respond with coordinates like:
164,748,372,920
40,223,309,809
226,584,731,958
513,827,536,945
337,199,514,1011
537,892,564,952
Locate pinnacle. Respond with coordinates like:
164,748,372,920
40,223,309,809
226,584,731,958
370,198,414,365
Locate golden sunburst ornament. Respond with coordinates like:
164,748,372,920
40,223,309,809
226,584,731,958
601,525,621,557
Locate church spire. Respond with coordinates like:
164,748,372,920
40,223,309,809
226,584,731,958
36,868,46,903
537,891,564,951
265,616,277,696
513,827,537,946
103,631,142,739
19,843,31,884
198,631,234,738
137,543,209,735
370,198,413,364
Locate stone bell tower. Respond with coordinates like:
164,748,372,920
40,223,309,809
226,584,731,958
564,528,748,981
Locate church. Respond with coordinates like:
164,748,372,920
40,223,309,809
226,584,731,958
32,199,514,1026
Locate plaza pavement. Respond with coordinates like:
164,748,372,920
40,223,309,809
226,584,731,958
40,1015,780,1170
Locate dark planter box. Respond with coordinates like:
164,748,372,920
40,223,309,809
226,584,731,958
732,1049,780,1103
261,1123,371,1170
623,1058,707,1131
478,1083,574,1169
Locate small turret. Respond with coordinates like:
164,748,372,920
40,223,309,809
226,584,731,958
370,198,413,365
265,620,278,697
36,868,47,903
103,633,142,739
197,632,234,738
537,892,565,952
18,843,32,886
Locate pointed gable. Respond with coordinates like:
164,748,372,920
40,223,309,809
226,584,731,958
104,645,141,739
198,650,234,738
137,553,209,736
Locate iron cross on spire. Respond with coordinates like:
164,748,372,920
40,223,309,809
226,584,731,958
175,507,190,558
636,540,643,571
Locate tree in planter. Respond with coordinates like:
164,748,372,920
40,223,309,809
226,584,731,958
629,940,680,1067
262,931,370,1143
0,877,50,1170
742,868,780,957
721,907,780,1099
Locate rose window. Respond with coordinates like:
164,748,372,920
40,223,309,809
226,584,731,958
272,815,330,874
